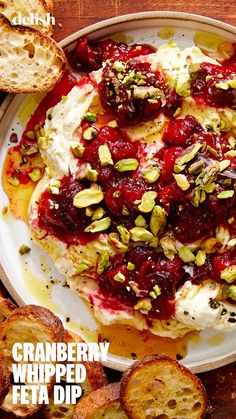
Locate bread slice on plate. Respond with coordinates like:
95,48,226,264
0,354,10,406
0,14,66,93
0,293,16,324
0,0,53,35
0,305,64,417
120,355,207,419
73,383,127,419
43,330,108,419
44,0,54,13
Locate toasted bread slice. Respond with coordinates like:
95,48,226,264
0,15,66,93
0,0,53,35
43,330,108,419
0,305,64,417
73,383,127,419
0,294,17,324
0,355,10,406
44,0,53,13
120,355,207,419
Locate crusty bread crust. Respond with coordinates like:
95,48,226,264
0,355,10,406
0,14,65,93
0,0,53,35
0,295,17,324
120,354,207,419
73,383,127,419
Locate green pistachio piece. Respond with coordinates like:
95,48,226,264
98,144,113,166
133,86,162,100
108,233,128,254
225,150,236,157
142,167,160,183
127,262,135,271
28,168,43,182
130,227,153,242
113,60,126,72
19,244,31,255
114,271,126,283
228,79,236,88
85,207,93,217
92,207,105,221
153,285,161,297
97,251,110,274
178,246,195,263
87,167,98,182
83,112,97,123
221,265,236,283
201,183,217,193
138,191,157,213
228,136,236,149
173,173,190,191
84,217,111,233
83,127,97,141
25,145,39,155
202,238,219,254
38,135,52,150
174,143,202,171
76,259,92,274
215,81,229,90
122,206,129,216
188,160,205,175
150,205,166,236
149,236,159,248
134,298,152,311
73,188,104,208
228,238,236,249
8,176,20,186
70,141,85,158
174,163,186,173
25,131,36,140
200,190,206,203
195,250,206,267
135,215,146,227
219,159,231,172
196,162,220,187
207,145,219,157
228,285,236,301
160,236,177,261
149,291,157,299
217,190,234,199
115,158,139,172
117,225,130,244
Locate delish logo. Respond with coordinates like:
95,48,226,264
11,12,55,27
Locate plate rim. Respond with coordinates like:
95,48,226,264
1,10,236,373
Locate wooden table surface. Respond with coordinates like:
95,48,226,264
51,2,236,418
1,1,236,418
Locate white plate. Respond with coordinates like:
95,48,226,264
1,12,236,372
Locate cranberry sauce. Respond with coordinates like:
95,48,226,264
97,247,184,320
68,37,156,72
191,62,236,108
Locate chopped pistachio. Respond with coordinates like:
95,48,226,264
200,190,206,203
97,251,110,274
113,60,126,72
207,145,219,157
76,259,91,274
83,112,97,123
173,173,190,191
174,143,202,171
160,236,177,260
108,233,128,254
87,167,98,182
227,238,236,249
228,136,236,149
92,207,105,221
38,135,52,150
215,225,230,246
24,145,39,155
25,130,36,140
217,190,234,199
221,265,236,283
19,244,31,255
149,291,157,299
28,168,43,182
115,158,139,172
215,81,229,90
135,215,146,227
191,188,201,207
225,150,236,158
133,86,162,100
216,284,229,301
73,188,104,208
130,227,153,242
142,167,160,183
201,183,217,193
150,205,166,236
228,217,235,225
178,246,195,263
138,191,157,213
84,217,111,233
71,141,85,158
98,144,113,166
202,238,219,254
107,119,118,128
173,107,182,117
114,271,126,283
149,236,159,248
153,285,161,297
7,176,20,186
85,207,93,217
188,160,205,175
83,127,97,140
127,262,135,271
228,79,236,88
196,162,220,187
117,225,130,244
219,159,231,172
134,298,152,311
195,250,206,267
228,285,236,301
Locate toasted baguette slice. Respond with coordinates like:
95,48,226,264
0,294,17,324
120,355,207,419
73,383,127,419
0,355,10,406
45,0,54,13
43,330,108,419
0,305,64,417
0,0,53,35
0,15,66,93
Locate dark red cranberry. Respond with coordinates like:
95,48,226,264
211,248,236,280
159,182,188,213
162,115,202,146
160,146,184,183
183,256,215,284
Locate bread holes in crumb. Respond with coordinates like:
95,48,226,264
155,415,169,419
23,42,35,59
0,2,6,10
167,399,177,409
